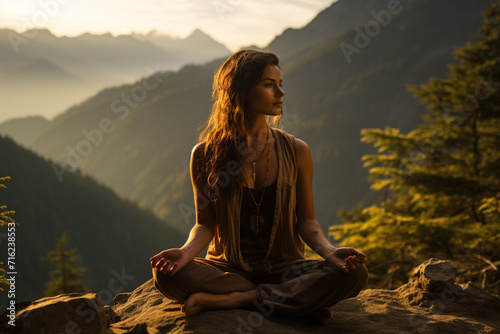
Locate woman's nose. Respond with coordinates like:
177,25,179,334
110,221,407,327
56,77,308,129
276,87,285,97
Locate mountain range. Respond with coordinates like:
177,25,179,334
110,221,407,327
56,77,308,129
0,27,230,123
0,0,495,241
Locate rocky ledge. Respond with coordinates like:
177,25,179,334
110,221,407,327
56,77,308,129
3,259,500,333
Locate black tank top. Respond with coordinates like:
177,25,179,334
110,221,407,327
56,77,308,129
239,179,277,262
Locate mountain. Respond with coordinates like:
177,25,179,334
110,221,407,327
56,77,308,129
0,135,185,304
268,0,395,61
133,28,230,66
0,28,230,123
0,116,49,146
6,0,494,234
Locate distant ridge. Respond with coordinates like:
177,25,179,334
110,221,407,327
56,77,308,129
0,27,230,123
0,116,49,146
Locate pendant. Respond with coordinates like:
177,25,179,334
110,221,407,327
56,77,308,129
252,162,256,183
250,214,264,234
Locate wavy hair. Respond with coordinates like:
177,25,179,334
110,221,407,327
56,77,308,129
198,49,281,201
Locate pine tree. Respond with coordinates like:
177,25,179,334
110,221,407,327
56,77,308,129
330,3,500,293
0,176,16,290
43,232,88,296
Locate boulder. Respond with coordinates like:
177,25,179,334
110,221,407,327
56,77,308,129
397,258,462,307
397,258,500,316
12,293,113,334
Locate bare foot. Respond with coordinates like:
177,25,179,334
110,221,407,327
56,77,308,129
311,307,333,325
182,290,257,316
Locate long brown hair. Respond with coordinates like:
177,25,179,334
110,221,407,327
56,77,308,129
198,49,281,201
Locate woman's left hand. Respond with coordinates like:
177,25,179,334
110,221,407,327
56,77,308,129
325,247,367,273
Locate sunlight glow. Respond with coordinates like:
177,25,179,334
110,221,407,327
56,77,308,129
0,0,333,50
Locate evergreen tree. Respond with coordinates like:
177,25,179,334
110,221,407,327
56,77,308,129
331,3,500,293
43,232,88,296
0,176,16,290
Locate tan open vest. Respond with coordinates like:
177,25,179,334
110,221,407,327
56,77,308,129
206,127,306,272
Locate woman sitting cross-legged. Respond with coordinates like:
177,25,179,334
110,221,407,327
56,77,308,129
150,49,368,325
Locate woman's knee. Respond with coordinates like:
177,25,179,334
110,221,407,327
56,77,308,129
323,263,368,296
347,264,369,294
152,266,192,302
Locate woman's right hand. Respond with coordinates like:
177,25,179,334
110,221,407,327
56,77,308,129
150,248,192,276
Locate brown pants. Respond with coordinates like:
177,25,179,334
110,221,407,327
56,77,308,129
152,257,368,317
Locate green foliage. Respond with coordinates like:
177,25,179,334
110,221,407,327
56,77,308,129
43,232,88,296
0,176,15,291
304,244,323,260
331,3,500,294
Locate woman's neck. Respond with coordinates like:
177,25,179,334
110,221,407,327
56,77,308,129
244,115,269,149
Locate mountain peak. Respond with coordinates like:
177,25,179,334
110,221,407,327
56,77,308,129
146,29,176,39
182,28,228,51
77,31,114,39
186,28,209,39
23,28,56,39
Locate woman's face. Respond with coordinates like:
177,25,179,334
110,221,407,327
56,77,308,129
245,64,285,117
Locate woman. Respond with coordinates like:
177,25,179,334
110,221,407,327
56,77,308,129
150,49,368,325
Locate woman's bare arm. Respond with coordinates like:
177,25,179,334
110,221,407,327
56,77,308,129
295,139,367,272
150,144,217,275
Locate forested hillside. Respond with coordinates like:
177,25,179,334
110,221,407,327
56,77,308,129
0,136,184,305
332,2,500,293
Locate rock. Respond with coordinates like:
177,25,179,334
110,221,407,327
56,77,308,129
7,259,500,333
109,259,500,334
414,258,459,291
444,282,500,319
397,258,462,307
110,278,345,334
105,305,120,324
15,293,113,334
397,258,500,317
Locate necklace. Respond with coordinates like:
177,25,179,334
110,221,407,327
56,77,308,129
244,127,269,184
246,128,270,235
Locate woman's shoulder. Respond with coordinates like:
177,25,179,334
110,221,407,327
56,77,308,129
294,137,309,149
190,142,207,169
272,128,310,155
191,142,208,159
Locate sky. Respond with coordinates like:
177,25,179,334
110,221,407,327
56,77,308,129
0,0,334,50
